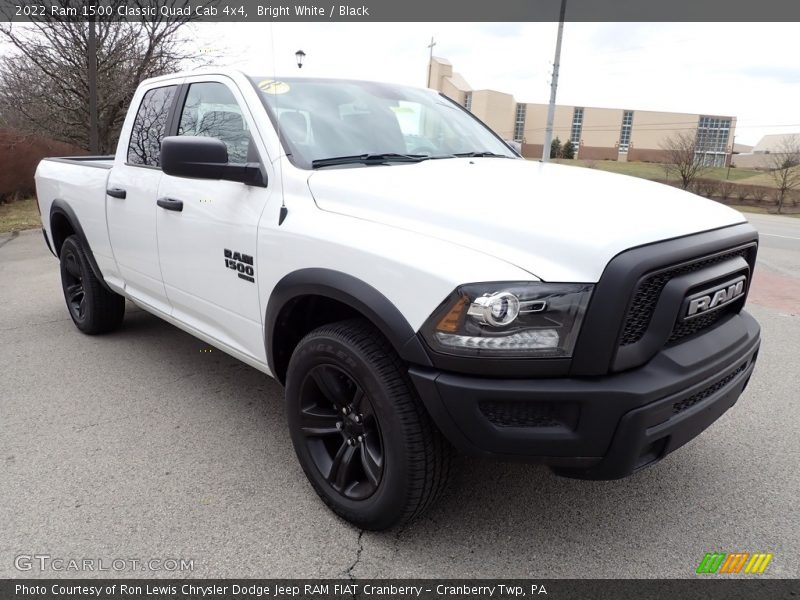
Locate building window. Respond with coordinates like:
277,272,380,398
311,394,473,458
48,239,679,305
619,110,634,153
464,92,472,112
695,116,731,167
513,103,526,142
570,107,584,146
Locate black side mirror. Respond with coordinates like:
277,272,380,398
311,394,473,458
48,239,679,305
160,136,267,187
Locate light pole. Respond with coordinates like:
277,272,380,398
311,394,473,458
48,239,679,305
542,0,567,162
295,49,306,69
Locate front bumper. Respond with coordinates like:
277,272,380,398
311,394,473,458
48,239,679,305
409,310,760,480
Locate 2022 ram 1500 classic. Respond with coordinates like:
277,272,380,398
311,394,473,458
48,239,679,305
35,69,761,530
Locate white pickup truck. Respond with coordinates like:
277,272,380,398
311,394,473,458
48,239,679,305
36,69,761,530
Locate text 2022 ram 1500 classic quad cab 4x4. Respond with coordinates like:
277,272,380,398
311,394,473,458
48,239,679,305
35,70,760,530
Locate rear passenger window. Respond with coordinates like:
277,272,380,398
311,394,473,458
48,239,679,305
177,82,253,164
127,86,177,167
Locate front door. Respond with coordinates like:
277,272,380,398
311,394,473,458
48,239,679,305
155,77,273,361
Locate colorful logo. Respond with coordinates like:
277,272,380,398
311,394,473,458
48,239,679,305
697,552,773,574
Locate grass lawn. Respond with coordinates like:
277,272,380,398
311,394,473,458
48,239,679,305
0,197,41,233
727,169,792,188
549,159,800,216
553,159,767,185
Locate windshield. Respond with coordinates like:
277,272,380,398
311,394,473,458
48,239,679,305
249,77,518,168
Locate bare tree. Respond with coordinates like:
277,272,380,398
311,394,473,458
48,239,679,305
660,130,712,190
0,2,211,153
764,135,800,214
126,86,178,166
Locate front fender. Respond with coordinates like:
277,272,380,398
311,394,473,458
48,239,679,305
265,268,433,378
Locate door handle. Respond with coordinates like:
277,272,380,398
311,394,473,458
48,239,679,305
107,188,126,199
157,197,183,212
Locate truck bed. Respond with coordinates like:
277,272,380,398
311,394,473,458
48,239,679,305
35,155,116,280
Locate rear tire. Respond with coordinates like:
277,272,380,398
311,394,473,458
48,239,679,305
59,235,125,334
285,318,451,530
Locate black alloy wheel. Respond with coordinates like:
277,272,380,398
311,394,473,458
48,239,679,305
58,235,125,334
298,364,385,500
61,246,87,323
285,319,452,530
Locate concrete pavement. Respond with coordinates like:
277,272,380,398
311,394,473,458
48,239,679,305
1,214,798,578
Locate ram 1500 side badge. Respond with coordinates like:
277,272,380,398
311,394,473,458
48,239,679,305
224,249,255,283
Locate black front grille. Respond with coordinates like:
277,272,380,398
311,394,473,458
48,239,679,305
479,400,578,430
672,363,747,415
668,310,727,343
619,247,749,346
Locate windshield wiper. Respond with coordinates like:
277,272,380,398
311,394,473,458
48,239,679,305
311,153,429,168
453,151,512,158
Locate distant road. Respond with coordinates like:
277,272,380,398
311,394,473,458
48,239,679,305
740,212,799,315
745,212,800,278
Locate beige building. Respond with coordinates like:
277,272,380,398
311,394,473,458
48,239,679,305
732,133,800,169
428,57,737,166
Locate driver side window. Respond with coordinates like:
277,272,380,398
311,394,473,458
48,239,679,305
178,82,253,164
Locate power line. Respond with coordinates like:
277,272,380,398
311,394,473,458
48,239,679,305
519,122,800,134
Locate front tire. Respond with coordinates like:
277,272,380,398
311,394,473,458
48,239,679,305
59,235,125,334
286,319,451,530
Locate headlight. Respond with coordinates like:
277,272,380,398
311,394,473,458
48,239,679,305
421,282,594,358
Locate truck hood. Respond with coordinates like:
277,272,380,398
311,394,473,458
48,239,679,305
306,158,746,282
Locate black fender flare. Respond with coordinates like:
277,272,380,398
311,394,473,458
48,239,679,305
265,268,432,377
49,199,112,293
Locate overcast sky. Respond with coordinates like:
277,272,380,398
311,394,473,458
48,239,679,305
190,22,800,146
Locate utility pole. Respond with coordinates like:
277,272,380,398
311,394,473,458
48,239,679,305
542,0,567,162
87,16,99,154
426,36,436,88
726,133,736,179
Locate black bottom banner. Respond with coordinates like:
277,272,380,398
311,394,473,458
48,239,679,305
2,579,799,600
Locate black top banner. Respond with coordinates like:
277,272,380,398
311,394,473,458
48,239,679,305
2,0,800,22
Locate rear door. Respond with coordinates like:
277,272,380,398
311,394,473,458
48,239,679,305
155,76,274,361
107,83,181,312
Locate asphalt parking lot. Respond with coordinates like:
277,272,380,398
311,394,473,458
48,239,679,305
1,213,798,579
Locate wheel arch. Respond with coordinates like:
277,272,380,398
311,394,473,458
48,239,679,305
49,199,112,293
265,268,432,384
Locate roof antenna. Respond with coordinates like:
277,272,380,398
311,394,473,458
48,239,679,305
270,23,289,226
